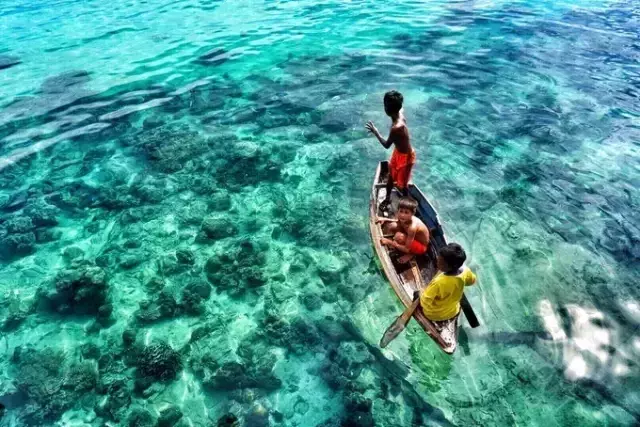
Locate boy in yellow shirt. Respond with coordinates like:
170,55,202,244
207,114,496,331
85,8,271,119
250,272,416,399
420,243,476,321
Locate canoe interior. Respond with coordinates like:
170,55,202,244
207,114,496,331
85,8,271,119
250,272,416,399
370,161,459,354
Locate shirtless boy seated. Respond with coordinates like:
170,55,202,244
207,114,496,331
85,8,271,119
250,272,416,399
377,197,430,264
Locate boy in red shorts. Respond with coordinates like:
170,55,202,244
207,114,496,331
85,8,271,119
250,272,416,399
377,198,430,264
366,90,415,212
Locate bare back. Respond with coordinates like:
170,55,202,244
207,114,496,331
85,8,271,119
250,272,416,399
390,115,411,154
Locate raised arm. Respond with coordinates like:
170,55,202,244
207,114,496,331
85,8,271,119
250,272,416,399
366,121,398,149
463,269,477,286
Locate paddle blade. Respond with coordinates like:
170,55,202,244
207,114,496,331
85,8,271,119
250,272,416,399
461,295,480,328
379,316,407,348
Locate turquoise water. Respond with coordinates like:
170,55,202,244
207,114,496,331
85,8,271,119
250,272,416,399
1,0,639,425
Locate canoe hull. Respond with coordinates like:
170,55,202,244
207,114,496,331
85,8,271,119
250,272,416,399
369,161,459,354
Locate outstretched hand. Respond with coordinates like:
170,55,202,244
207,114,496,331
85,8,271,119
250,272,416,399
365,121,378,135
380,237,393,246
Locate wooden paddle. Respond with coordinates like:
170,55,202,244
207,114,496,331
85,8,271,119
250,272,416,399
380,298,420,348
379,262,424,348
380,261,448,349
461,295,479,328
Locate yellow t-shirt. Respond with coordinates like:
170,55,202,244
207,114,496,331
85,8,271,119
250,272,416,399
421,267,476,321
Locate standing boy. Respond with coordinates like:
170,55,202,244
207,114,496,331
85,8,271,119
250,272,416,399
366,90,416,212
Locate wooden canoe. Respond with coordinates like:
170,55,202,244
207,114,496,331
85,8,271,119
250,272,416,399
369,161,466,354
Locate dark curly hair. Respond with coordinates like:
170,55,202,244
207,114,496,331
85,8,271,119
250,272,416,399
440,243,467,271
384,90,404,115
397,197,417,213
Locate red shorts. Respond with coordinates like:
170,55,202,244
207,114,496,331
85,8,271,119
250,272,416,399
389,148,416,189
409,239,427,255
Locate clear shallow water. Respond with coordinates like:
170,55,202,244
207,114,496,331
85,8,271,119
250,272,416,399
1,0,639,425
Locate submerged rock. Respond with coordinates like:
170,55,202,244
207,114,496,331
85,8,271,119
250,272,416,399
39,264,109,316
122,329,137,347
24,201,59,227
342,392,374,427
245,402,270,427
80,343,101,360
134,291,179,324
211,141,283,190
94,376,131,422
120,252,145,270
1,308,28,332
205,239,268,296
199,216,238,241
0,191,29,212
125,124,209,173
130,182,165,204
62,246,85,262
64,361,98,392
12,346,97,425
157,251,193,275
175,248,196,265
259,314,321,355
4,216,34,234
181,280,212,315
187,176,217,195
205,360,281,392
0,232,36,260
97,303,114,326
127,407,157,427
300,293,323,311
144,276,166,292
158,404,183,427
320,342,373,390
136,341,182,381
209,190,232,211
40,70,91,94
35,228,61,243
217,413,239,427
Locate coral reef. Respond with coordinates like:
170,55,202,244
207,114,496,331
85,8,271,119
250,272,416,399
38,263,110,318
10,346,98,425
136,341,183,381
205,239,269,296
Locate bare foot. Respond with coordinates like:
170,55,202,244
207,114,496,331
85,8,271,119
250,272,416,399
398,254,414,264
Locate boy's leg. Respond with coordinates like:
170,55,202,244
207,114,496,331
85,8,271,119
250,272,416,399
386,173,394,201
398,253,415,264
380,174,394,212
398,239,427,264
393,232,414,264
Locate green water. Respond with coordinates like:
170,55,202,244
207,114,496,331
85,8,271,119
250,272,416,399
0,0,639,426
